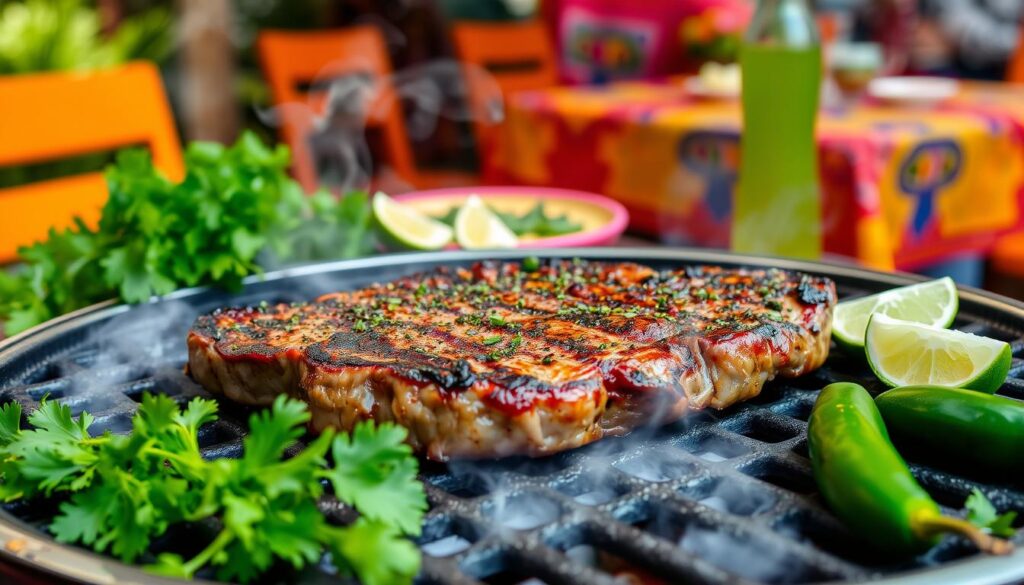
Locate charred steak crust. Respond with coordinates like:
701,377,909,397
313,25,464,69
187,260,836,460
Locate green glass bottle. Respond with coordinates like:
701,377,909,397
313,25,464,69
732,0,822,259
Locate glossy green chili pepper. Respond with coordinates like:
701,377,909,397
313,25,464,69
875,385,1024,476
808,382,1011,555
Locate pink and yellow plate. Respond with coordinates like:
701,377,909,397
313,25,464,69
394,187,630,248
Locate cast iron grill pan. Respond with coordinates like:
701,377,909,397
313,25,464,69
1,249,1022,585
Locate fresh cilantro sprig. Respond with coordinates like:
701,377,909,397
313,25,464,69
0,394,426,584
495,202,583,237
0,132,374,337
965,489,1018,539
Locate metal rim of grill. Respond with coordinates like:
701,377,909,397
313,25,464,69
1,247,1023,585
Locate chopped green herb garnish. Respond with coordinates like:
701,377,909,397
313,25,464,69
508,333,523,350
489,314,506,326
522,256,540,272
353,320,367,332
482,335,502,345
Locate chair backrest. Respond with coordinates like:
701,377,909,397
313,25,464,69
1008,28,1024,83
815,13,840,45
0,61,183,262
257,26,417,193
450,20,558,154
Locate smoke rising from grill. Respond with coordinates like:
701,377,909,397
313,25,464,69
429,403,829,584
61,301,195,399
254,49,504,195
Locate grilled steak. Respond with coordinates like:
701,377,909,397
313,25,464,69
187,260,835,460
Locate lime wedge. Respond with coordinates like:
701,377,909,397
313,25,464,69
373,192,453,250
454,195,518,249
833,277,957,351
865,313,1011,392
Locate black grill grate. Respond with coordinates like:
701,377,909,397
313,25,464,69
1,250,1023,585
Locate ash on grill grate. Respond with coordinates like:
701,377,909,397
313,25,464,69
1,256,1024,585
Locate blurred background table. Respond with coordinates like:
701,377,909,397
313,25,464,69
486,80,1024,274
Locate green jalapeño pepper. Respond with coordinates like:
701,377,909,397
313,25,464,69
875,385,1024,476
808,382,1012,556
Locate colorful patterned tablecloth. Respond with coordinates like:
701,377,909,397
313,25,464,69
485,81,1024,270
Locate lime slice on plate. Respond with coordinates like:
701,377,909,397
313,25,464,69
833,277,957,351
454,195,519,249
865,313,1011,392
373,191,453,250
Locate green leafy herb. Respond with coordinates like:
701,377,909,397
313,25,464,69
493,202,582,237
435,203,582,237
965,489,1018,538
0,132,374,336
482,335,503,345
0,395,425,584
432,206,460,227
323,423,424,535
0,0,173,77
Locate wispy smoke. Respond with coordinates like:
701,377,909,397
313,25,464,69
55,300,197,416
254,39,504,194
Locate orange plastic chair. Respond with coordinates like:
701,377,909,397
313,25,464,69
0,62,183,263
258,26,476,193
1007,28,1024,83
815,13,840,46
450,20,558,162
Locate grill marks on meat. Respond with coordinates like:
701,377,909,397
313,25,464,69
187,260,836,460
